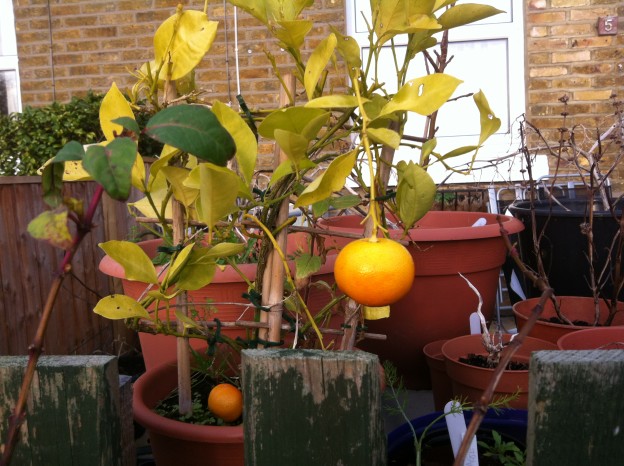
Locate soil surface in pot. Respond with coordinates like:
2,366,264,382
458,354,528,371
154,372,242,426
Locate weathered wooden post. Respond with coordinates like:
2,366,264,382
0,355,133,466
242,349,386,465
527,350,624,465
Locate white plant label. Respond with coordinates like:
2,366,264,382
444,400,479,466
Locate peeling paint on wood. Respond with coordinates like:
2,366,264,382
528,350,624,465
0,356,131,466
241,349,386,465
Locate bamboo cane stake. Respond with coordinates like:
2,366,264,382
173,199,192,415
258,74,296,347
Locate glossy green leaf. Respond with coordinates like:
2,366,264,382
367,127,401,149
228,0,314,24
295,150,357,207
301,112,331,142
258,107,329,139
94,294,150,320
305,95,363,109
274,20,313,50
27,208,73,249
304,33,337,100
474,90,501,145
379,73,462,117
99,240,159,284
438,4,504,30
53,141,85,162
154,9,218,81
100,83,135,141
41,162,65,208
212,100,257,185
193,163,240,231
112,116,140,136
395,161,436,230
145,105,236,166
82,137,137,201
295,254,321,280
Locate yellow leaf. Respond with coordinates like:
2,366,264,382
94,295,150,320
154,9,218,81
99,240,159,284
100,83,135,141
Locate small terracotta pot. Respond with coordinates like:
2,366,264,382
422,339,452,411
557,327,624,350
513,296,624,345
441,334,557,409
133,360,244,466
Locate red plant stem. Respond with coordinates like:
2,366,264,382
1,185,105,466
453,216,554,466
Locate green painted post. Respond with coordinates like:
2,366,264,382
527,350,624,465
241,349,386,466
0,355,133,466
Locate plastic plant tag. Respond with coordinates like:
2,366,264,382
444,400,479,466
469,312,481,335
471,217,487,227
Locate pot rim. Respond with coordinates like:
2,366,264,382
133,360,244,443
317,211,524,242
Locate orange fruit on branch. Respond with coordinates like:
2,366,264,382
207,383,243,422
334,237,415,307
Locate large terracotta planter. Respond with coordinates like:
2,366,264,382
441,334,557,409
133,360,244,466
99,233,338,371
513,296,624,345
557,327,624,350
318,211,524,389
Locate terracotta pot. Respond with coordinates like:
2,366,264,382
441,334,557,409
422,340,452,411
557,327,624,350
99,233,338,371
133,360,244,466
513,296,624,345
318,211,524,389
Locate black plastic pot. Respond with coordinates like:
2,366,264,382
509,199,623,299
387,409,527,465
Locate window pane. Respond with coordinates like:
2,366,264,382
0,70,19,115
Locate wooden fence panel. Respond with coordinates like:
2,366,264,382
0,176,138,356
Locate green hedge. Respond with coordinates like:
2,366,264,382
0,92,105,176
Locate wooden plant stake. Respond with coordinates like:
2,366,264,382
172,199,192,415
259,73,296,347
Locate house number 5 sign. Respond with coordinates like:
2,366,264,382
597,16,618,35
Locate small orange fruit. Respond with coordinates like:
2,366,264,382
334,237,415,307
207,383,243,422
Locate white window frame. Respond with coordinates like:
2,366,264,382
0,0,21,115
344,0,535,184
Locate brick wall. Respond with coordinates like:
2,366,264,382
13,0,346,111
12,0,624,185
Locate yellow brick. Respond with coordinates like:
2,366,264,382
529,66,568,78
552,50,591,63
573,90,614,101
569,8,615,21
551,0,590,7
529,26,548,37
